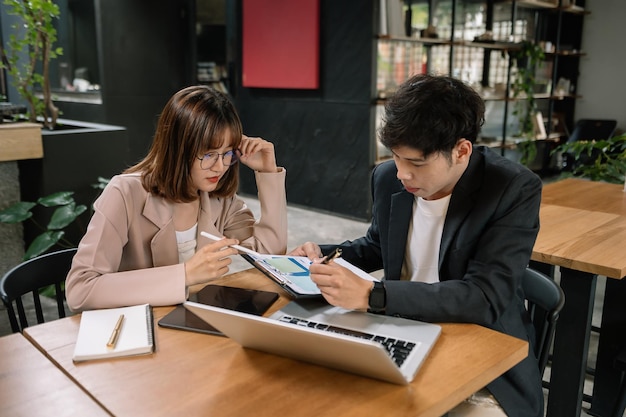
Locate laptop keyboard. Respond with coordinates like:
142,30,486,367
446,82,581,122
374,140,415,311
278,315,416,367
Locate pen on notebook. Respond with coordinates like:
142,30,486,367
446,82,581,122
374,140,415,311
106,314,125,349
200,231,258,256
321,248,342,264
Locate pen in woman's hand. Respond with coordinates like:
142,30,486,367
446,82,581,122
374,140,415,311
321,248,342,264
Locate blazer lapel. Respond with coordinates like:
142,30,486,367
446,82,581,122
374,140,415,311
439,151,483,270
387,191,414,280
142,193,179,267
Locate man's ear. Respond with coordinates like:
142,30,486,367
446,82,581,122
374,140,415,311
455,139,473,162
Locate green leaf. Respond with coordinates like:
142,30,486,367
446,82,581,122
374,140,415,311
38,191,75,207
0,201,36,223
24,231,65,260
47,203,87,230
39,284,59,298
91,176,111,190
554,133,626,184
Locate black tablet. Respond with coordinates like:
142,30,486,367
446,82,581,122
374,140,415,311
158,285,279,336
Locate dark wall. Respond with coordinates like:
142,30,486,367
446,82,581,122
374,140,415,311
58,0,196,166
229,0,377,220
18,122,128,247
3,0,377,219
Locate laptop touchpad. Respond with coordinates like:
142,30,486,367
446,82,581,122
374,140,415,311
321,310,385,333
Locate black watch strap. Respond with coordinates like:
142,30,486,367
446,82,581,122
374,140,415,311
368,281,386,313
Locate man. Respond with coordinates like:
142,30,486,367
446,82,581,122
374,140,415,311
290,74,543,417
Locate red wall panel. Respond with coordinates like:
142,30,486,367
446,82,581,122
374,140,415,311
242,0,320,89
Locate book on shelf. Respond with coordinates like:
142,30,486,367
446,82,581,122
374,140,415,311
380,0,404,37
73,304,155,362
533,112,548,140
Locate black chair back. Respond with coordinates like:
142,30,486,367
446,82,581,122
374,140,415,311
562,119,618,172
566,119,617,144
0,248,77,333
522,267,565,375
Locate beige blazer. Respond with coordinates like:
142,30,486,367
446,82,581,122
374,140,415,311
66,169,287,311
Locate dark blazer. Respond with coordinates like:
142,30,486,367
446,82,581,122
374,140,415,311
323,146,544,417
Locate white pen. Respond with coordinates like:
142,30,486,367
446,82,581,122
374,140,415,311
200,231,259,257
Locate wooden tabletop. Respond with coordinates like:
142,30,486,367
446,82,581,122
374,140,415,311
0,332,109,417
540,178,626,215
532,178,626,279
23,269,528,417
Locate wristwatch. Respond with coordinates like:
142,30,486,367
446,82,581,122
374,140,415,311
368,281,386,313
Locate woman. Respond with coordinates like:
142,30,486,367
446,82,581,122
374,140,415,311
66,86,287,311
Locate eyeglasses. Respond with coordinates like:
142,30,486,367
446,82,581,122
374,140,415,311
197,149,241,170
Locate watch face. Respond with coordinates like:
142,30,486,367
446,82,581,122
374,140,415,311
369,282,386,310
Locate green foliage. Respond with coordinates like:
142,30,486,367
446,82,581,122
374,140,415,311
554,133,626,184
91,176,110,192
517,139,538,167
0,191,86,260
510,41,544,167
510,41,545,138
0,0,63,129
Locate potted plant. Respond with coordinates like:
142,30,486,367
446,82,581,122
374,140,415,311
553,133,626,184
1,1,129,259
0,191,86,260
0,0,63,129
510,41,545,166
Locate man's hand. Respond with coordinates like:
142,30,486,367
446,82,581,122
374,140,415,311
309,262,372,310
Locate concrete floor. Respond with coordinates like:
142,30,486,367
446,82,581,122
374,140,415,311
0,194,615,416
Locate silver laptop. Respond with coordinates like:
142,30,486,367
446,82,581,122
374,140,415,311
184,299,441,385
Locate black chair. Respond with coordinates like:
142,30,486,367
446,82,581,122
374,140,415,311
0,248,77,333
522,267,565,375
566,119,617,144
562,119,617,171
611,348,626,417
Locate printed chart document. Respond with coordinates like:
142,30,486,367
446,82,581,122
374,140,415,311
73,304,155,362
241,252,378,298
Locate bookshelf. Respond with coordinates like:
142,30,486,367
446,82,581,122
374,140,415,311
375,0,588,172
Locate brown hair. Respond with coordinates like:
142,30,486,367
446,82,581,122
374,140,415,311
125,86,243,201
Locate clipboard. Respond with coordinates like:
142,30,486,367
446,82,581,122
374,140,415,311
241,253,321,298
241,253,379,298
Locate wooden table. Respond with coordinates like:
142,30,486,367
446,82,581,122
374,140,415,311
531,178,626,417
0,332,109,417
24,269,528,417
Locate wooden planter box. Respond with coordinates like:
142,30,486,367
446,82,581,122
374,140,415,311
0,122,43,162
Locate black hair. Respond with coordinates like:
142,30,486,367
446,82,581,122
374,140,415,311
379,74,485,158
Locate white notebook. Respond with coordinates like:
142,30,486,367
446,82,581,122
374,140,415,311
73,304,155,362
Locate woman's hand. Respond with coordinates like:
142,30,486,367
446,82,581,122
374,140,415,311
288,242,323,260
184,238,239,287
238,135,278,173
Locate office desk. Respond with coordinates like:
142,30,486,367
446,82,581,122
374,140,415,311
0,332,109,416
24,269,528,417
531,178,626,417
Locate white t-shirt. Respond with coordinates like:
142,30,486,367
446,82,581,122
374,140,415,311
401,195,451,283
176,223,198,263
